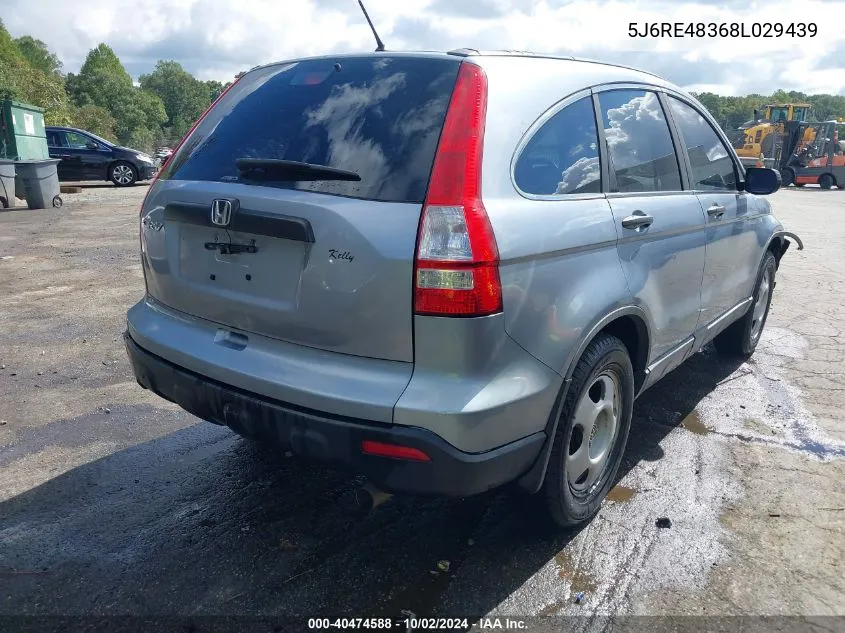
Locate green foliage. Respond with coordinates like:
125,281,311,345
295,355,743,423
140,60,215,139
691,90,845,131
65,44,166,150
205,80,226,102
0,20,72,124
13,35,62,75
70,104,117,142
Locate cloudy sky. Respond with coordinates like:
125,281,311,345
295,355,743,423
4,0,845,96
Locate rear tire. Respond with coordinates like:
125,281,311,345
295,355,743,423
819,173,835,190
543,334,634,528
714,252,776,358
110,161,137,187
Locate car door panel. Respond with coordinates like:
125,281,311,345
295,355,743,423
597,88,705,366
608,193,706,361
84,146,112,180
665,96,764,328
64,131,108,181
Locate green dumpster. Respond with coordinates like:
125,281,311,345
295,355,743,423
0,100,49,161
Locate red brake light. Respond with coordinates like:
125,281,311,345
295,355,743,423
413,62,501,318
361,440,431,462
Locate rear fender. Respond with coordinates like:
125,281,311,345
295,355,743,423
516,305,651,495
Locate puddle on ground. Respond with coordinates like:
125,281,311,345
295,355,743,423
554,549,597,594
605,485,637,503
681,410,710,435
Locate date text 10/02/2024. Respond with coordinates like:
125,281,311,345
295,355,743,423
307,618,527,630
629,22,817,38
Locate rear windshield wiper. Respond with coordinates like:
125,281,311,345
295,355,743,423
234,158,361,182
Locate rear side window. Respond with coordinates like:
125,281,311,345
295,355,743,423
667,96,738,191
514,96,601,196
598,90,682,193
46,130,64,147
160,57,461,204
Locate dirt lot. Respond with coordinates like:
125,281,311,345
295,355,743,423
1,184,843,631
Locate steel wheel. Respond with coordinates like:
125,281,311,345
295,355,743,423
750,266,771,343
567,372,621,495
112,163,135,186
543,333,634,527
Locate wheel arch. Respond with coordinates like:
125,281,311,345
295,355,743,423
765,230,804,270
517,305,651,494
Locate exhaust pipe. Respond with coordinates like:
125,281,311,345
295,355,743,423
350,482,393,514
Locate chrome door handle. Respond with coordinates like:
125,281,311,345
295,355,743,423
707,204,726,218
621,211,654,230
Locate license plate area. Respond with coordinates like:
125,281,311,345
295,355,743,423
177,224,305,301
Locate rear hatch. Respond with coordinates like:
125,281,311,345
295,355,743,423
141,55,462,363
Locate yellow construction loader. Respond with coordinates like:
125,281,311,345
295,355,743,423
732,103,816,168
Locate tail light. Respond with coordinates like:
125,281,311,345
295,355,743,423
413,62,502,318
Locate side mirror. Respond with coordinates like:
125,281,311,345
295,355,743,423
743,167,781,195
85,141,99,150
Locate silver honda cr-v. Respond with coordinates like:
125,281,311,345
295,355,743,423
125,49,802,526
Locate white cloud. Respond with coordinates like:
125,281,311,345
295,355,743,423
3,0,845,94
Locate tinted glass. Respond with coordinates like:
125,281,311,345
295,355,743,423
514,96,601,195
46,130,64,147
65,131,91,150
668,97,737,191
160,57,461,204
84,131,114,147
598,90,682,193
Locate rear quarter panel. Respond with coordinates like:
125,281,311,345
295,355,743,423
475,57,658,377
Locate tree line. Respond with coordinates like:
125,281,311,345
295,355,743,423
1,19,229,153
692,90,845,134
3,18,844,154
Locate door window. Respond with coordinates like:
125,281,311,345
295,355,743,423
514,96,601,195
65,131,94,149
46,130,66,147
667,97,738,191
597,90,682,193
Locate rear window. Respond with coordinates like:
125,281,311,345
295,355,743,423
159,56,461,204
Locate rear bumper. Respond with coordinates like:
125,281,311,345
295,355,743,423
125,332,545,497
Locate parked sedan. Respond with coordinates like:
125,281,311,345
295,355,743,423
45,127,157,186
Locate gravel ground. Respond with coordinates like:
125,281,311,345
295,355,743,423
0,183,843,632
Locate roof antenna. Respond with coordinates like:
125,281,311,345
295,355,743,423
357,0,386,52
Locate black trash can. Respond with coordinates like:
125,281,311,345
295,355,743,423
0,158,15,208
14,158,62,209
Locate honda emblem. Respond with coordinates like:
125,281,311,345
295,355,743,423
210,199,233,227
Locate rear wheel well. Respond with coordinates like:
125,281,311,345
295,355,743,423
598,315,648,393
768,236,787,268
